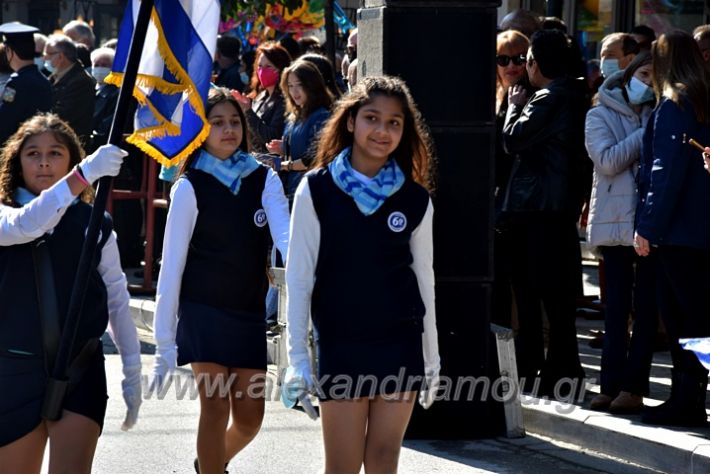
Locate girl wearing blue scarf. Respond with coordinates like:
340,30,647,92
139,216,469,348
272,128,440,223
151,88,290,473
285,76,440,473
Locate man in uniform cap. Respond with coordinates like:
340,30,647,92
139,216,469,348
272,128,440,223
0,22,52,146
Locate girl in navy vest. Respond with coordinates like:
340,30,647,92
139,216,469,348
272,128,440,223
151,87,290,473
0,113,141,473
265,59,334,204
285,76,440,473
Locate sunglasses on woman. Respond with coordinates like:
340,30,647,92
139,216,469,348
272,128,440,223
496,54,526,67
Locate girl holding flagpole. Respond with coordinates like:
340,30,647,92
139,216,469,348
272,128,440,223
285,76,440,473
0,114,140,473
151,87,290,473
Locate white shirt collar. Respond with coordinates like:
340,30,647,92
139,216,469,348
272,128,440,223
350,167,375,185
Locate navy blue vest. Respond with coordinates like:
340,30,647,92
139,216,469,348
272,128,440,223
0,201,112,357
308,168,430,342
180,166,271,316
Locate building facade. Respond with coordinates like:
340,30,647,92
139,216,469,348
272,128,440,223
500,0,709,58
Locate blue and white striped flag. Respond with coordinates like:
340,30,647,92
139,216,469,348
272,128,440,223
680,338,710,371
106,0,219,167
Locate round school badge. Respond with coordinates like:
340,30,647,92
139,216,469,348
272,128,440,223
387,212,407,232
254,209,267,227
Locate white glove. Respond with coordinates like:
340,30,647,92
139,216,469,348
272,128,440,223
419,369,441,409
150,346,177,393
121,363,142,431
78,144,128,184
281,362,314,408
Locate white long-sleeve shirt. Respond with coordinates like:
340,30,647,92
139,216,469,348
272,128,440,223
285,178,440,375
153,168,290,350
0,182,141,369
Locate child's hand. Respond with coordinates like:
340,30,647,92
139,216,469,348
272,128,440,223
419,369,440,409
634,231,651,257
121,364,142,431
266,139,283,155
230,89,251,112
80,144,128,183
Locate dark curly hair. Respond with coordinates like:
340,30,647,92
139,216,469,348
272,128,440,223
312,75,436,192
0,113,91,207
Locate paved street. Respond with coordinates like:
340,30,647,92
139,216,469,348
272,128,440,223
34,352,654,474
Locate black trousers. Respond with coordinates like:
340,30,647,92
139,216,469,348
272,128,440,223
509,212,584,384
657,245,710,377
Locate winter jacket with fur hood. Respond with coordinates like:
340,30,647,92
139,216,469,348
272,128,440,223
585,70,653,248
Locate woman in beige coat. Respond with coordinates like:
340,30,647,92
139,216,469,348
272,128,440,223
585,52,657,414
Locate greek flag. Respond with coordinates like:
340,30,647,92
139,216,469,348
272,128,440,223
680,338,710,370
106,0,219,167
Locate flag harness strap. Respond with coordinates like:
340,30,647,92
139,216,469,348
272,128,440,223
31,237,100,420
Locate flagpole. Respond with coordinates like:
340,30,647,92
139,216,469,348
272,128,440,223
42,0,156,421
325,0,335,69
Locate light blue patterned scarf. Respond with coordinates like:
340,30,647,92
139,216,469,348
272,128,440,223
192,149,260,195
14,187,37,205
328,147,405,216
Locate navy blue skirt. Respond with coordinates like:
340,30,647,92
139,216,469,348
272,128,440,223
176,299,266,370
315,330,424,400
0,346,107,447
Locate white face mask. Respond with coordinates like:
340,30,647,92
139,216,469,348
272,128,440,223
600,58,620,78
625,76,654,105
92,66,111,84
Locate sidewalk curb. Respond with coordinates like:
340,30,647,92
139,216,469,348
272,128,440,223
522,399,710,473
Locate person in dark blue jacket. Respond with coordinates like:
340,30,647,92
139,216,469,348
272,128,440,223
214,35,245,93
634,31,710,427
0,23,52,147
265,59,333,204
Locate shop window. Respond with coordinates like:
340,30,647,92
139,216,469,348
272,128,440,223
575,0,614,61
636,0,705,35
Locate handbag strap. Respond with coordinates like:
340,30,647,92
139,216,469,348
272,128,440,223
30,237,61,375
